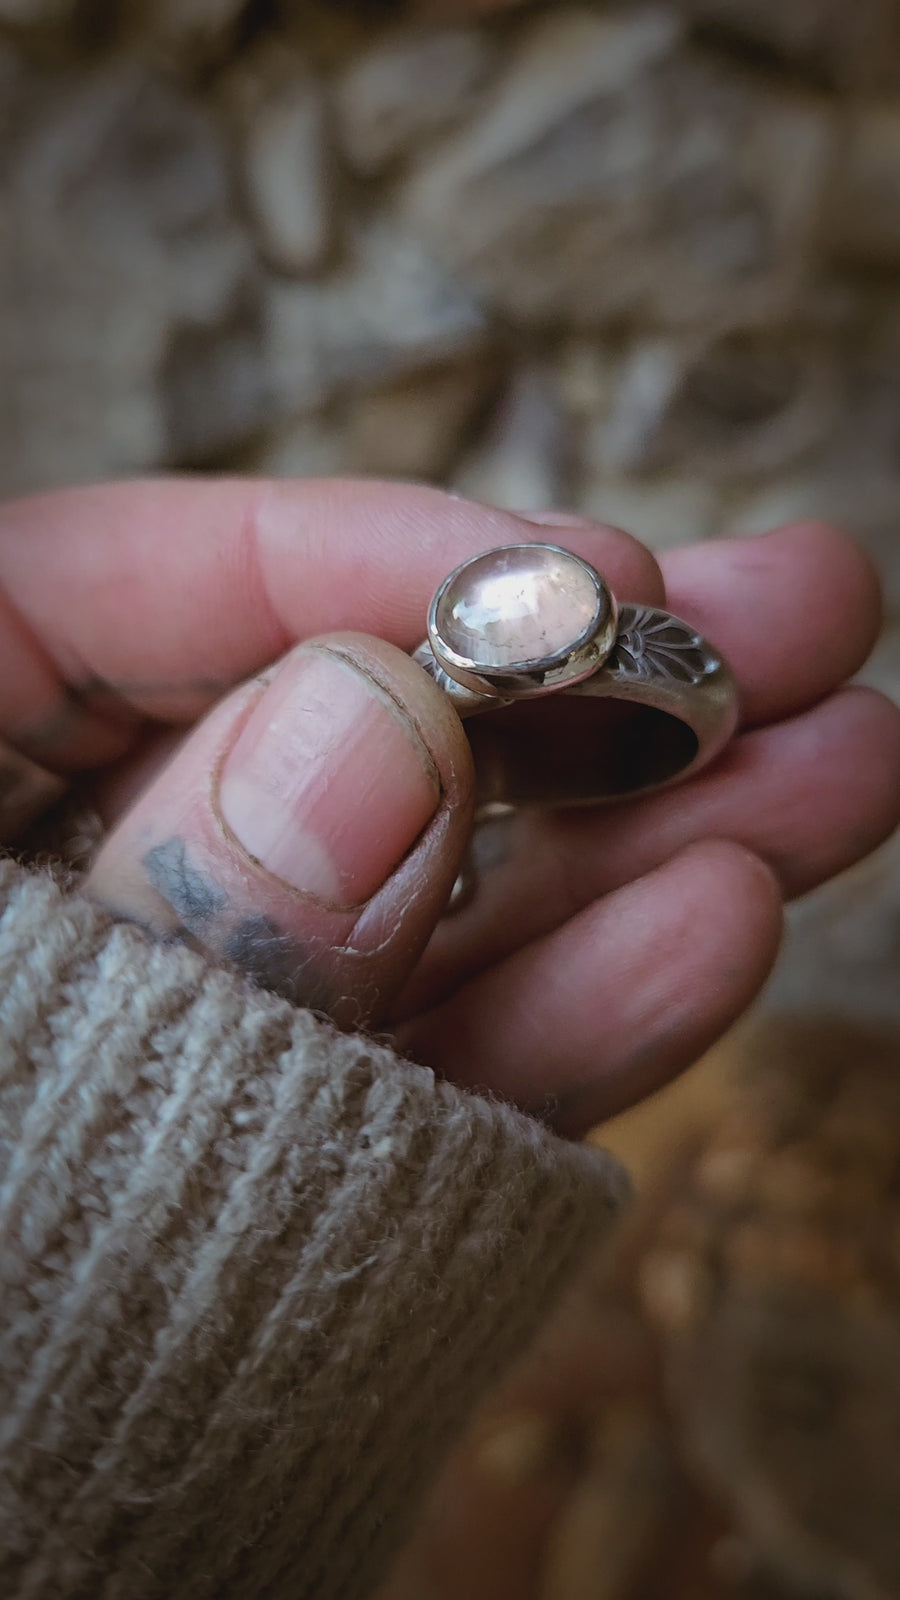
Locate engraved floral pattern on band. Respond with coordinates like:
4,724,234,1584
607,605,718,688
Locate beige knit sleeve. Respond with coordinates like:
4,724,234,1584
0,856,627,1600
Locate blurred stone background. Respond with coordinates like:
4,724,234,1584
1,1,899,1596
1,0,898,1025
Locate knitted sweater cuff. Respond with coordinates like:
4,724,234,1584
0,858,627,1600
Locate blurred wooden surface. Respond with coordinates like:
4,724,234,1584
379,1015,900,1600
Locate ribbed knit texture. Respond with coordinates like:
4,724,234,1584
0,857,627,1599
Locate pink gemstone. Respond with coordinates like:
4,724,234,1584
433,545,606,672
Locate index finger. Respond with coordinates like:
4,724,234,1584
0,478,663,770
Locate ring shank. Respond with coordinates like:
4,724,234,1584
414,604,738,807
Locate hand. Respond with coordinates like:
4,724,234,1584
1,479,897,1135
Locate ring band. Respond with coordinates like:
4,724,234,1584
414,543,738,810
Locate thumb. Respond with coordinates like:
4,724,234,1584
86,634,474,1028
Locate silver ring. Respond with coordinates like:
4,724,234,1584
414,543,739,810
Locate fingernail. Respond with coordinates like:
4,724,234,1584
217,649,440,905
520,509,607,532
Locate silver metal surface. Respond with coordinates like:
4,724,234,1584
426,543,618,699
415,546,739,810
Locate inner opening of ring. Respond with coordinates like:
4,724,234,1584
466,698,700,806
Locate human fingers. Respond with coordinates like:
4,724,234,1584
660,521,882,727
397,842,783,1135
396,520,887,1013
398,686,900,1014
0,737,66,843
0,480,663,771
84,634,475,1029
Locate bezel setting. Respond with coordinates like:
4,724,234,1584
427,543,619,699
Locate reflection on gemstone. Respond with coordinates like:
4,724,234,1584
433,545,606,672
